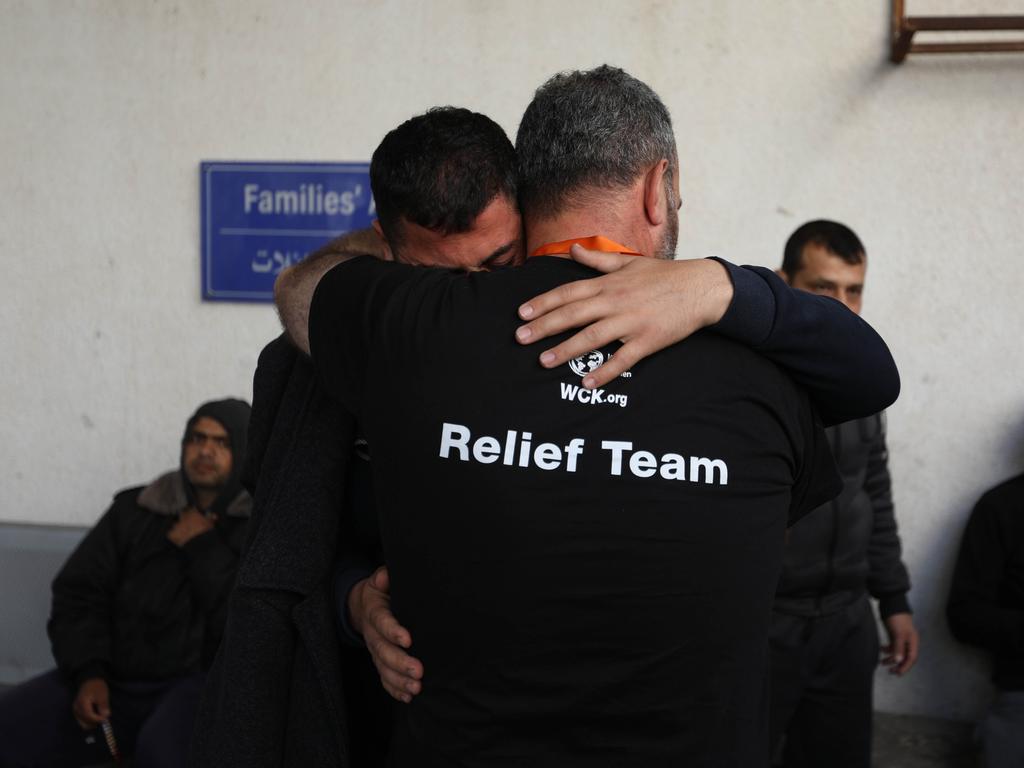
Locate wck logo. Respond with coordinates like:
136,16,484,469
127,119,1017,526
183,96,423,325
568,350,605,378
560,349,631,409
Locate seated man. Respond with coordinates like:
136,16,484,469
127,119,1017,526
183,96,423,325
0,398,251,768
947,471,1024,768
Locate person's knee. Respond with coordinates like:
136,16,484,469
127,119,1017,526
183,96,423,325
0,670,91,767
134,729,192,768
133,676,204,768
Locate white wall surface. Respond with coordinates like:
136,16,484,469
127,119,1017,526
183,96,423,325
2,0,1022,721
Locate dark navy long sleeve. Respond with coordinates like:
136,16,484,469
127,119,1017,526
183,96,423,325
710,259,900,426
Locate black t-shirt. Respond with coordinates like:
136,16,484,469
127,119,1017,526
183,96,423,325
310,256,839,768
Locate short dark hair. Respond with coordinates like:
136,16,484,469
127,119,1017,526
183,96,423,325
515,65,676,220
370,107,517,251
781,219,866,279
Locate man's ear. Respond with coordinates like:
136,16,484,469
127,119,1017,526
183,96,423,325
775,267,791,284
372,220,395,262
642,159,670,227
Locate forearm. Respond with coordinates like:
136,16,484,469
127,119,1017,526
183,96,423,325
49,518,118,684
51,639,112,685
275,227,384,354
864,430,911,605
710,259,900,426
334,562,375,646
334,494,385,646
48,608,113,684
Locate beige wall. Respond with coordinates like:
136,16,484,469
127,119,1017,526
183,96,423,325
2,0,1022,720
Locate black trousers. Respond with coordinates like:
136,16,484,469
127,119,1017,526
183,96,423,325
0,669,204,768
769,596,879,768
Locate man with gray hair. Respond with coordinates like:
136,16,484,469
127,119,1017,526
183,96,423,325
515,66,680,261
274,65,897,765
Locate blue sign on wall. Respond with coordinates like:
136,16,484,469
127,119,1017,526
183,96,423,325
200,161,375,301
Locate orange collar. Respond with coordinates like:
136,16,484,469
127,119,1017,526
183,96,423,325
530,235,644,258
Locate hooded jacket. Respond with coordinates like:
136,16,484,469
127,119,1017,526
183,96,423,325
47,399,252,687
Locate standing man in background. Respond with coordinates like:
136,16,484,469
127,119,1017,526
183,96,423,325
0,398,251,768
770,220,918,768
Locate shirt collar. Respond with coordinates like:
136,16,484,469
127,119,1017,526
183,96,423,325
530,235,644,258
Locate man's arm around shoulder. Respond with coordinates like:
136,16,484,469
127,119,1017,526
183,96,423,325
513,247,900,426
275,227,386,354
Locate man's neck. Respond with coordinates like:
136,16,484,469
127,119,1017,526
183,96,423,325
525,191,654,257
194,489,219,511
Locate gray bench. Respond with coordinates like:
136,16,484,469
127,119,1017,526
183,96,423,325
0,524,981,767
0,523,87,684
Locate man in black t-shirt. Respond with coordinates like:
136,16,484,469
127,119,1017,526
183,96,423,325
309,256,837,766
273,65,853,766
326,108,900,714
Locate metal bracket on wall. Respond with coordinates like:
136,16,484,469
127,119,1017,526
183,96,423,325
891,0,1024,63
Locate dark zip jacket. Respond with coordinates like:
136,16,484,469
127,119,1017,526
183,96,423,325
947,473,1024,691
190,336,391,768
48,471,251,687
774,413,911,618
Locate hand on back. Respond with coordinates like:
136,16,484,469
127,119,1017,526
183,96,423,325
348,566,423,702
515,245,733,388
